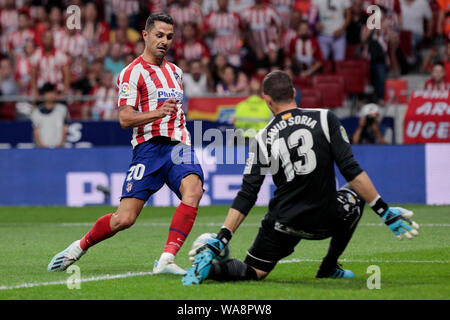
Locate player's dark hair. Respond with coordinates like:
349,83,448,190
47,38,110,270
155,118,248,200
262,71,294,103
145,12,174,31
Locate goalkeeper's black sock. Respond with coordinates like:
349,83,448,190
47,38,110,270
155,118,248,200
208,259,258,282
318,216,361,275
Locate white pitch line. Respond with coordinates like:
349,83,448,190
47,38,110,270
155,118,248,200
0,258,448,291
1,222,449,228
0,271,154,291
278,258,450,264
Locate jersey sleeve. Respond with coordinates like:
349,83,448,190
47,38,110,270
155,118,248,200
327,110,363,181
231,136,269,215
117,67,139,108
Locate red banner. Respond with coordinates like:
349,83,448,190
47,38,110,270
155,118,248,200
187,96,247,123
404,90,450,144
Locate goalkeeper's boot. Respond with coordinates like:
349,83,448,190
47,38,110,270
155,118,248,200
182,249,214,285
153,252,186,275
47,240,85,272
316,263,354,279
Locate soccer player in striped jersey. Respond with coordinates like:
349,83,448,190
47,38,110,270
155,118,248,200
48,13,204,276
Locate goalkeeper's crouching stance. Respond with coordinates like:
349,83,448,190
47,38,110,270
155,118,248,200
182,70,420,286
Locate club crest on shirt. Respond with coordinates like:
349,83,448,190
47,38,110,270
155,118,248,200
340,126,349,143
173,72,182,86
126,182,133,193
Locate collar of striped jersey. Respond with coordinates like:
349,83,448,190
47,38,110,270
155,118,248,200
138,55,166,68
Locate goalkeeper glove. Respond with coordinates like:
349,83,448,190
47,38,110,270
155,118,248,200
183,227,233,286
188,227,233,260
370,196,420,240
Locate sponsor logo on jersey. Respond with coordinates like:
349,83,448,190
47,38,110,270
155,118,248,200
340,126,350,143
157,88,183,102
120,82,130,96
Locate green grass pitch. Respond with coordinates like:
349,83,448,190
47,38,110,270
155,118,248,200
0,205,448,300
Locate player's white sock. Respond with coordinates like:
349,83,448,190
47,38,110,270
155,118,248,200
153,252,186,275
159,252,175,263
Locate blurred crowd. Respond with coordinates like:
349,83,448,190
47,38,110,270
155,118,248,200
0,0,449,122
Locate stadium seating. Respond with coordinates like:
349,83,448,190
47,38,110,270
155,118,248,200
312,75,345,108
299,88,322,109
0,103,16,121
399,31,412,58
336,60,369,94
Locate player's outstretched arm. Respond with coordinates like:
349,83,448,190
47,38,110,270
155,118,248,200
349,171,420,240
118,98,178,129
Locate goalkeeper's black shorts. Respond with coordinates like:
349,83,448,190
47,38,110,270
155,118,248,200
244,186,365,272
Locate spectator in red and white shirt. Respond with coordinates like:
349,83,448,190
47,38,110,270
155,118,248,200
14,38,36,96
83,70,118,120
289,20,323,79
48,6,66,48
30,30,70,98
57,29,89,84
169,0,203,34
203,0,243,62
173,23,210,66
282,9,302,54
241,0,282,61
424,62,450,90
270,0,295,30
0,0,18,34
7,10,35,55
82,2,110,61
33,4,50,48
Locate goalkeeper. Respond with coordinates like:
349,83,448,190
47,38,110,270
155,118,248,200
182,71,419,285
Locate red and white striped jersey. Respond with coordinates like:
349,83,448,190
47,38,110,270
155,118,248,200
424,79,450,91
7,28,35,54
30,47,69,91
56,32,89,81
204,11,243,55
90,85,118,120
117,57,190,148
109,0,140,16
173,39,210,62
241,5,281,53
55,31,89,59
168,2,203,31
0,9,18,33
289,36,323,67
14,52,33,95
269,0,295,29
282,28,297,53
82,21,110,59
